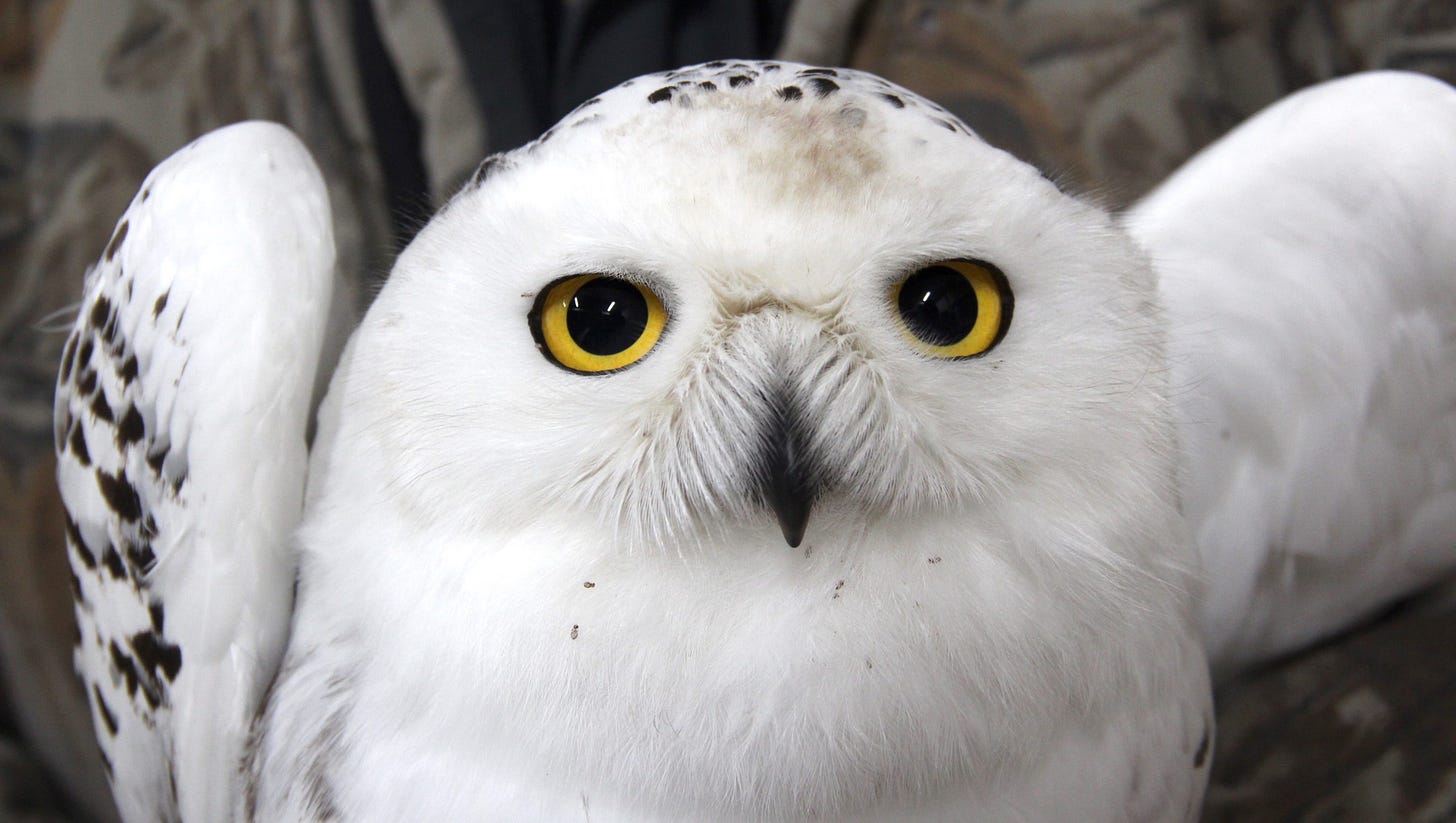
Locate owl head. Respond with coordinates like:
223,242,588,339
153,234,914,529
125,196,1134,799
319,62,1180,581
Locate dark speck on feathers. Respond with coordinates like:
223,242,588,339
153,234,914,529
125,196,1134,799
77,367,97,396
762,63,781,72
105,221,128,262
928,556,942,564
98,748,112,779
152,291,169,318
65,515,96,570
647,87,674,104
149,601,165,631
777,86,803,101
119,354,139,385
67,569,81,598
92,685,118,736
101,544,126,580
96,468,142,522
117,405,144,446
142,515,158,538
131,629,182,682
1193,724,1210,768
69,423,91,466
698,81,717,92
89,297,111,330
808,77,839,98
146,446,167,475
61,333,78,381
131,541,157,576
141,187,150,202
728,75,752,88
583,581,595,588
90,391,113,422
570,625,579,640
109,640,143,700
78,337,94,366
938,118,958,132
879,93,905,108
705,61,726,68
798,68,838,77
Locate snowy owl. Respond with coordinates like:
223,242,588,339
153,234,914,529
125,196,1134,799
54,61,1455,822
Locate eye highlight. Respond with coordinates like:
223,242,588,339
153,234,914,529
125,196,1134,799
893,260,1012,359
529,274,668,373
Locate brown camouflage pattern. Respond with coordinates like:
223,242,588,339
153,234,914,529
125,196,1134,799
2,1,1453,820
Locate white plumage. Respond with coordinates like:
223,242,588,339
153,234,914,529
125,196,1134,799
54,122,335,822
53,63,1454,822
1127,71,1456,676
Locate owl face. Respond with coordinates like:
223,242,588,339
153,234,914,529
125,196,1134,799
341,63,1174,562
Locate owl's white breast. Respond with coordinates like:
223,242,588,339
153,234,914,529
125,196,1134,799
256,439,1209,822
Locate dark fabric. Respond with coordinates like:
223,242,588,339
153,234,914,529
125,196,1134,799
442,0,794,153
351,0,430,247
438,0,564,154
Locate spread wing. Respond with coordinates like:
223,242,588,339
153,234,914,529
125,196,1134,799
1126,72,1456,676
54,122,336,821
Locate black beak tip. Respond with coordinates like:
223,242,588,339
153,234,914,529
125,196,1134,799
779,517,807,549
768,486,813,549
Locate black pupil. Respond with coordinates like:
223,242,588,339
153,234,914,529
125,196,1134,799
898,266,978,346
566,277,649,355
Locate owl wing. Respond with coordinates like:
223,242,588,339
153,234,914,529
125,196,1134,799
1125,71,1456,676
54,122,337,822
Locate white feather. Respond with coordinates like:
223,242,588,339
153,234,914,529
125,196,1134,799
1126,71,1456,676
55,121,335,822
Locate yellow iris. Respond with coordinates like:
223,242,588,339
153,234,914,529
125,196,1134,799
531,274,668,373
894,259,1012,359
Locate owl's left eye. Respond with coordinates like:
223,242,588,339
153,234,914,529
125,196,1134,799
529,274,668,374
893,259,1013,359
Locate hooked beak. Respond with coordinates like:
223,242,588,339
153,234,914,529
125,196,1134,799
759,394,817,548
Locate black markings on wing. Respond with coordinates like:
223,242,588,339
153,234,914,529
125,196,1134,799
96,468,141,522
92,685,119,736
105,220,128,262
57,194,195,821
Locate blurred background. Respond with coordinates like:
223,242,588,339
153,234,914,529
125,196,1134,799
3,1,1455,820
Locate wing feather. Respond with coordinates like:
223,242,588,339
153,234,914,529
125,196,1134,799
55,121,336,822
1126,72,1456,675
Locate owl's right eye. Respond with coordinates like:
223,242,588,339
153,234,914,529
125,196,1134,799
528,274,668,374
